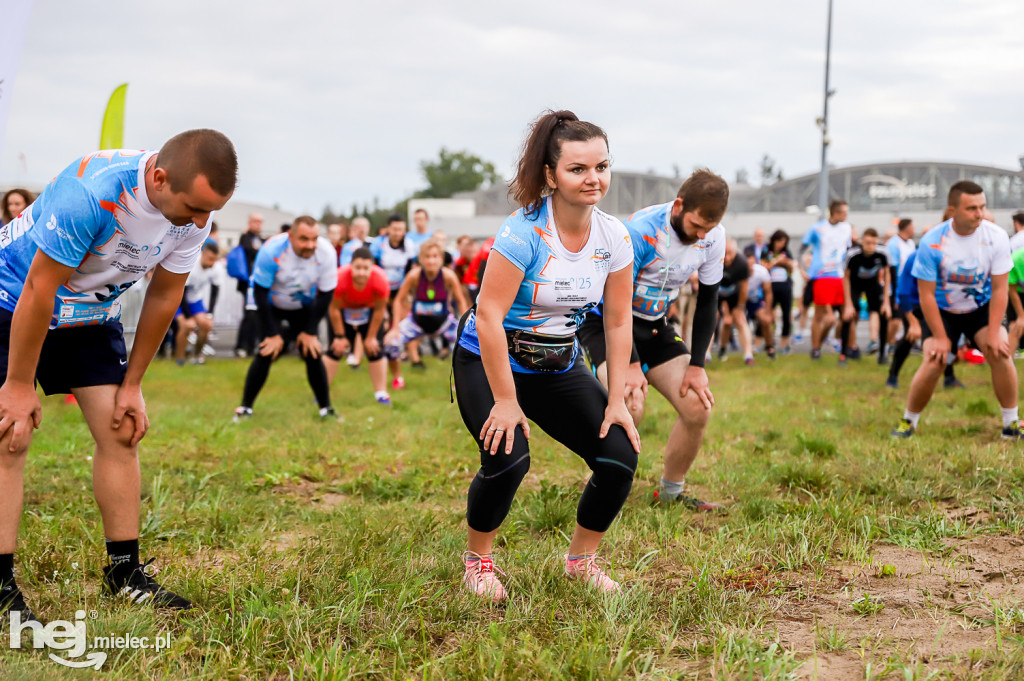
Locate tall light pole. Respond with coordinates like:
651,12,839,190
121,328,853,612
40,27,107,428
816,0,835,215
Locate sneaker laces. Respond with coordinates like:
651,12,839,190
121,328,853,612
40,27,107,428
564,554,619,593
462,551,507,601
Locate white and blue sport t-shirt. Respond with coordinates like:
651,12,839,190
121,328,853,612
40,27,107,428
370,235,417,291
911,219,1011,313
625,202,725,321
458,197,634,373
747,263,772,304
0,150,210,328
802,219,852,279
886,235,916,278
251,233,337,310
184,263,220,306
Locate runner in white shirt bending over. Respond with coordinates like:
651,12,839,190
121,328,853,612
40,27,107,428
891,182,1023,440
0,130,237,619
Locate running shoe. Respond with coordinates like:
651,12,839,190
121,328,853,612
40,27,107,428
878,354,890,366
0,583,37,623
866,341,879,354
175,358,187,367
438,347,451,360
891,418,915,438
1001,421,1024,439
944,376,966,389
462,552,507,602
102,559,193,610
847,347,861,360
375,394,392,406
318,406,336,419
810,348,821,360
189,356,206,365
234,349,248,358
781,345,791,356
232,406,253,423
411,360,426,370
718,347,727,361
392,377,406,390
744,356,755,367
838,354,847,367
564,554,619,593
766,346,776,360
885,375,898,389
653,489,725,512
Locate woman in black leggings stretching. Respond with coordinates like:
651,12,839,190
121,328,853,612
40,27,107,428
453,110,640,601
765,230,795,353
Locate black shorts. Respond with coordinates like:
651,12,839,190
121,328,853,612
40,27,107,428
720,293,740,311
0,308,127,396
850,283,883,313
801,279,815,307
260,307,315,345
578,312,689,373
330,318,385,361
921,303,990,344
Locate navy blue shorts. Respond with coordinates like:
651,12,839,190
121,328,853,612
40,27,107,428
0,308,128,395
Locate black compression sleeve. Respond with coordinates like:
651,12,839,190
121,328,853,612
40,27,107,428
208,284,219,315
304,289,334,335
688,281,719,367
179,291,192,319
253,285,279,336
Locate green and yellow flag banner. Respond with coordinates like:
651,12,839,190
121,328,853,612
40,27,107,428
99,83,128,150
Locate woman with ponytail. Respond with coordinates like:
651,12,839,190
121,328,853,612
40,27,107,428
453,110,640,600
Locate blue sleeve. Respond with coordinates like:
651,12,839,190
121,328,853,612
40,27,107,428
625,220,650,281
251,243,281,288
491,214,535,273
369,236,382,261
27,176,107,268
910,242,939,282
801,226,817,247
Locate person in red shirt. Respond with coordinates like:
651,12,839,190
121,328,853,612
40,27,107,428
323,247,392,405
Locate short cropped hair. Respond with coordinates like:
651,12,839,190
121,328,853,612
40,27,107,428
861,227,878,239
677,169,729,223
828,200,848,217
157,129,237,196
948,180,984,208
351,246,374,262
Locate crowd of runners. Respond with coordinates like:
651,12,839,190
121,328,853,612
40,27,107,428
2,111,1024,616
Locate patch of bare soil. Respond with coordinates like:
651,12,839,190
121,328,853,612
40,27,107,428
270,477,351,510
773,532,1024,680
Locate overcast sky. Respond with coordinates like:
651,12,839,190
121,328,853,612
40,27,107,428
2,0,1022,217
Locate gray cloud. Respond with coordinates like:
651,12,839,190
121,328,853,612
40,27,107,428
2,0,1021,218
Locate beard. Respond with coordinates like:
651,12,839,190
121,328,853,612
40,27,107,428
670,212,700,245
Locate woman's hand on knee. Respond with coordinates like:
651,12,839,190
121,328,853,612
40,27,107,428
480,400,529,456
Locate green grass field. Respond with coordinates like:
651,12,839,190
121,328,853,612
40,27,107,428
3,351,1024,680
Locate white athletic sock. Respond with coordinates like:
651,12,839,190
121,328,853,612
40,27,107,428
660,478,684,497
374,390,389,400
903,410,921,427
1001,407,1018,428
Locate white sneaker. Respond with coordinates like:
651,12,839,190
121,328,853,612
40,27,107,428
462,552,507,602
564,554,620,593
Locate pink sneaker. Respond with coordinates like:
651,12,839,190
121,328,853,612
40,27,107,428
564,554,620,593
462,552,507,602
392,377,406,390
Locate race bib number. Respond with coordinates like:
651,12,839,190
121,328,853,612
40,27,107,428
53,300,119,328
631,284,678,321
343,307,371,326
413,301,445,317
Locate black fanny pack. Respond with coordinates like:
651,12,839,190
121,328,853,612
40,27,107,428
506,329,576,372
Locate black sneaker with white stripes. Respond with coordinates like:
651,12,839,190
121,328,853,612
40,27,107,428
101,559,193,610
0,582,37,623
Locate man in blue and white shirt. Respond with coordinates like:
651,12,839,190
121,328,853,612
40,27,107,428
0,130,237,619
892,181,1021,439
234,216,338,421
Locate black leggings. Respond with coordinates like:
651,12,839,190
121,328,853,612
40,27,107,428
241,308,331,409
771,282,793,338
453,346,637,534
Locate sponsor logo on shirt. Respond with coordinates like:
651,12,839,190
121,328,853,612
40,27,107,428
46,214,57,230
114,238,150,259
167,225,192,239
592,248,612,273
500,224,528,248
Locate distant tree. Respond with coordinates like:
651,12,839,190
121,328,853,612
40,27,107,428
735,168,750,185
416,148,500,199
760,154,784,185
672,164,682,179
